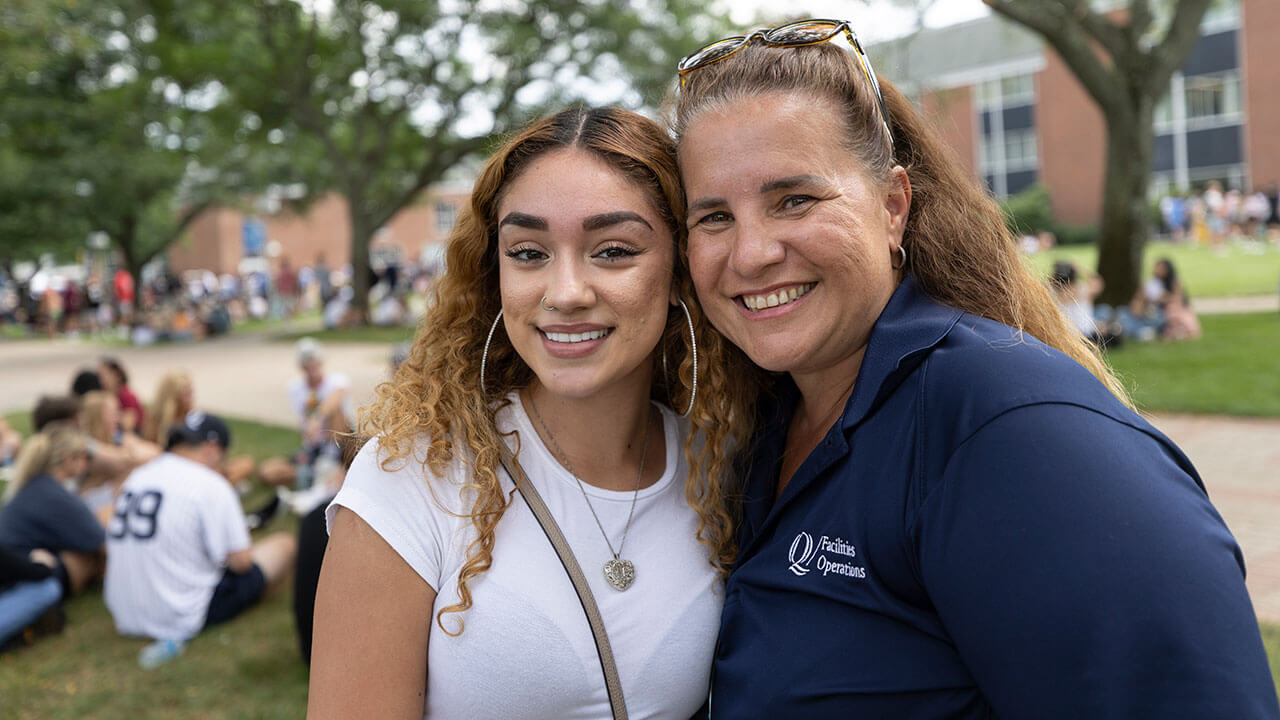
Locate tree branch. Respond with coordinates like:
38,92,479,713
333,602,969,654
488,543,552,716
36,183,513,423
1058,0,1129,65
1147,0,1213,94
1129,0,1152,40
984,0,1124,114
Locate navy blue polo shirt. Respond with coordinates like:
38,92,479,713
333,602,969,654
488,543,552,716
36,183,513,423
711,277,1279,719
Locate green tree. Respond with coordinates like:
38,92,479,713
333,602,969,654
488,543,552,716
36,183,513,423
983,0,1213,305
1,1,288,294
208,0,729,322
0,0,97,270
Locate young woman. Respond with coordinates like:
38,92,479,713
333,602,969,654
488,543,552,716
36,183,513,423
77,391,160,524
97,356,146,433
671,19,1278,718
309,106,748,719
142,371,194,445
0,423,104,596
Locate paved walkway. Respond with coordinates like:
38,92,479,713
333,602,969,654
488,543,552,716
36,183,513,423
1194,294,1278,314
1,332,1277,621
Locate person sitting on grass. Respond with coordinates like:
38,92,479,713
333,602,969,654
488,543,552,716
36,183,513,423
140,371,194,445
104,412,296,665
0,546,64,651
0,416,21,467
0,423,104,597
77,390,161,525
97,356,145,434
284,338,350,505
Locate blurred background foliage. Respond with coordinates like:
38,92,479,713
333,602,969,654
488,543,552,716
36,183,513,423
0,0,734,318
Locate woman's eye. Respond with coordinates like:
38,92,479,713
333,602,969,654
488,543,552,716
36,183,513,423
505,247,546,263
596,245,640,261
694,210,732,226
781,195,816,211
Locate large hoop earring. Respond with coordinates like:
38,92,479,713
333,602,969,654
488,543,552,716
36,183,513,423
891,244,907,270
480,309,503,394
664,299,698,417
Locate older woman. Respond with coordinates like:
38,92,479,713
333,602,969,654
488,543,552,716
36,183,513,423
309,106,747,718
671,19,1279,718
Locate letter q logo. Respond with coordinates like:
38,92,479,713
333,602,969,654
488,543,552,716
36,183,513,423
788,531,817,576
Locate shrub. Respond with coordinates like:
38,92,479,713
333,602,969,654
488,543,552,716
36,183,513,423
999,183,1097,246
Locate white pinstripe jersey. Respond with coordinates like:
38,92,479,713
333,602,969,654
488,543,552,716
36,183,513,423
104,453,250,640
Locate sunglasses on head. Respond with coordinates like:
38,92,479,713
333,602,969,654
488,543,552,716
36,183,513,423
677,19,893,149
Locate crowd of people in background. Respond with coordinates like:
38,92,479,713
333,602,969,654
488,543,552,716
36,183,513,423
0,245,443,343
1048,256,1201,348
1029,180,1280,349
0,343,373,666
1159,181,1280,250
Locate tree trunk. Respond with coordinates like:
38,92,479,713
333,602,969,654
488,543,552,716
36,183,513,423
347,204,372,326
1095,97,1154,308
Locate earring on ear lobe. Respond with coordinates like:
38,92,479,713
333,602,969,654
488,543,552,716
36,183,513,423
891,244,907,270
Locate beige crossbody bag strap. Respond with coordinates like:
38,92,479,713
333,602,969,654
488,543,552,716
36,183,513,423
498,443,629,720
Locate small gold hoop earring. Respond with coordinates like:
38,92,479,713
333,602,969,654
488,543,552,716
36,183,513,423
891,244,907,270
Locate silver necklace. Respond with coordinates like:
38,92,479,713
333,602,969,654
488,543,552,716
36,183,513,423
527,396,650,592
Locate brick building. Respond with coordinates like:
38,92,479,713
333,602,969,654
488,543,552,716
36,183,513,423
168,182,473,276
873,0,1278,226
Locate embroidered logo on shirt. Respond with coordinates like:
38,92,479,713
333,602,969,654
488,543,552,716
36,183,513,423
787,532,867,579
788,532,817,575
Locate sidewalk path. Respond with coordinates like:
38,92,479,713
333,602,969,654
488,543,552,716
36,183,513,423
1194,294,1278,314
1146,413,1280,624
1,334,1277,621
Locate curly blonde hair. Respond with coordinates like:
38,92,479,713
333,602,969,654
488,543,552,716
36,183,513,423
671,41,1129,405
360,106,761,634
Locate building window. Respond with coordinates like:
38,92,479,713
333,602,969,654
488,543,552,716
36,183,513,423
976,71,1037,198
999,74,1034,106
435,202,457,233
1184,73,1240,124
1002,130,1038,171
977,72,1034,110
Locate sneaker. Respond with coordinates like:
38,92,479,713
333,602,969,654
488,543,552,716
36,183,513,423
139,638,185,669
245,492,282,530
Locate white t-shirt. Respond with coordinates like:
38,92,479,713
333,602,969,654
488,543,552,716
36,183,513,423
328,395,723,719
105,453,250,641
287,371,351,430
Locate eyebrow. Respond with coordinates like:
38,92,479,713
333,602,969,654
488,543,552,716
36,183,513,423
582,211,652,232
760,174,829,193
687,174,832,213
499,210,653,232
498,212,548,230
688,196,725,213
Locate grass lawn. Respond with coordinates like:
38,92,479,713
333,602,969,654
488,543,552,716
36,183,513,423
1025,239,1280,298
0,415,309,719
1265,624,1280,693
1104,312,1280,416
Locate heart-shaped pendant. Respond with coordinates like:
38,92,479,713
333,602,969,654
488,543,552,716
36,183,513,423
603,558,635,591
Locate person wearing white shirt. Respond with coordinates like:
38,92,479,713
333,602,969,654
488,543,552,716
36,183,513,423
308,106,754,719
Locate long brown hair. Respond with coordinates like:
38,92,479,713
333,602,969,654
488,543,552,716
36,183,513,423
670,40,1129,404
360,106,756,634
